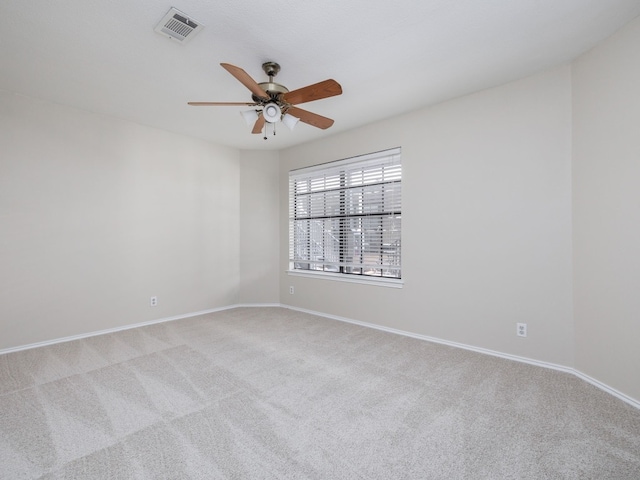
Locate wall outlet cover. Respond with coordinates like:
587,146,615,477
517,323,527,337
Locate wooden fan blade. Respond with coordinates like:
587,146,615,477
252,115,265,134
188,102,256,106
282,79,342,105
287,106,334,129
221,63,270,100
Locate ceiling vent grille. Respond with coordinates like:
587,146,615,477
154,8,203,44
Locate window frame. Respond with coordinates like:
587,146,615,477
287,148,403,288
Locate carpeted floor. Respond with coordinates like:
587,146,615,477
0,307,639,479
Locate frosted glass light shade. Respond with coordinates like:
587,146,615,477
282,113,300,131
240,109,259,126
262,103,281,123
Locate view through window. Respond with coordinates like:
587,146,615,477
289,148,402,281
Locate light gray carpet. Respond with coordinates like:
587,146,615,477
0,307,639,479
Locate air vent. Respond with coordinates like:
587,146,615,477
154,8,204,44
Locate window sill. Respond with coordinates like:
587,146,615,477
286,270,404,288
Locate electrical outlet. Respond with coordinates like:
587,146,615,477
517,323,527,337
150,296,158,307
289,286,294,295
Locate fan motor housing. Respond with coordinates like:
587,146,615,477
252,82,289,102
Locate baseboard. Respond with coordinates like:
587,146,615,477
282,304,640,411
235,303,282,308
570,370,640,411
2,302,638,411
0,305,242,355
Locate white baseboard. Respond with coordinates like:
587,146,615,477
1,302,638,411
0,305,240,355
570,370,640,411
235,303,282,308
281,304,640,411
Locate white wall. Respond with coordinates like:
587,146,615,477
0,91,240,349
572,17,640,402
239,150,280,304
280,66,574,366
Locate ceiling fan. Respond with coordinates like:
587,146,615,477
188,62,342,137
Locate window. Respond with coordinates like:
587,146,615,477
289,148,402,284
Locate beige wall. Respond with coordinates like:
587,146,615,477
572,17,640,401
2,15,639,405
0,92,240,349
280,66,574,367
239,150,280,304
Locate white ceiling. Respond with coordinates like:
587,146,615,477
1,0,639,151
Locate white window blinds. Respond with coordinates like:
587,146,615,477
289,147,401,279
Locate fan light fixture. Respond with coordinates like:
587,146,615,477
240,106,299,137
240,109,259,126
262,103,281,123
282,113,300,131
